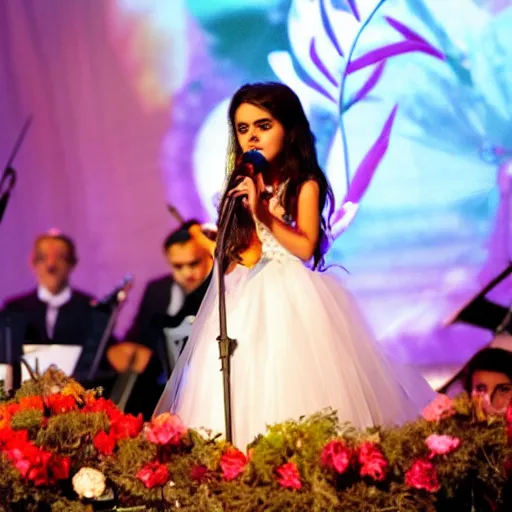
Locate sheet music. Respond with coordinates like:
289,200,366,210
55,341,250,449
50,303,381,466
21,344,83,382
0,364,11,388
164,316,195,371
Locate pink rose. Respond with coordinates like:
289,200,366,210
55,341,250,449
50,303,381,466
276,462,302,490
358,441,388,482
219,448,248,481
145,413,187,445
422,394,455,422
320,440,351,474
405,460,440,493
425,434,460,458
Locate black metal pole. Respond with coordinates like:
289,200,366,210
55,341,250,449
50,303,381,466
215,197,238,444
87,302,121,382
0,116,33,225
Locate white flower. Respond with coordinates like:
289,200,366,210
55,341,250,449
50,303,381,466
72,467,107,499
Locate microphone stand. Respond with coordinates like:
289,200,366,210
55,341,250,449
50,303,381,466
87,281,131,382
0,116,33,225
215,197,239,444
213,152,268,442
0,117,33,394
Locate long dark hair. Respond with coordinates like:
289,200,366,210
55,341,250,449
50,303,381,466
217,82,335,270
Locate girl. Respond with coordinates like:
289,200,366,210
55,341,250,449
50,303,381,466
155,82,434,448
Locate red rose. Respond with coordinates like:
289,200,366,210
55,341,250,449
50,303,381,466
136,461,169,489
506,404,512,425
7,442,70,486
0,428,29,450
405,460,440,493
505,458,512,477
145,413,187,445
220,448,248,481
19,396,45,412
44,394,77,414
190,464,208,482
321,440,351,474
26,453,52,486
358,441,388,482
47,453,71,482
110,413,144,440
276,462,302,490
93,430,117,455
82,397,121,420
6,403,21,418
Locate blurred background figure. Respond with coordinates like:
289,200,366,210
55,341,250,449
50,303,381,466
1,230,117,389
464,347,512,415
108,220,215,419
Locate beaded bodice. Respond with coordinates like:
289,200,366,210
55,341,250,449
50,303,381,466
254,180,299,264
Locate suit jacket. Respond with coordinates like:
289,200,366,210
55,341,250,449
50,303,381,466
124,275,174,347
2,288,114,383
3,288,94,345
125,273,212,349
121,273,211,419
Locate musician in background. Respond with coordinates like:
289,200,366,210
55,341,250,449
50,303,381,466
3,231,93,344
1,230,112,386
119,220,215,418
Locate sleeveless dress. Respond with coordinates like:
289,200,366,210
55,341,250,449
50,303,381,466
155,208,435,448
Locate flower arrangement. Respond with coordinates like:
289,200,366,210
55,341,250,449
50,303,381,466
1,369,512,511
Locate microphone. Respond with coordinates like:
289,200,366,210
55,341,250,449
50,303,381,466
219,150,272,233
241,149,269,176
228,150,271,196
94,274,133,307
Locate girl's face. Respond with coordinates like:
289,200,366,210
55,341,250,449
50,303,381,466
234,102,285,166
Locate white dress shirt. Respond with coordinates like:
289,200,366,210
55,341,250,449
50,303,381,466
37,285,72,339
163,283,194,371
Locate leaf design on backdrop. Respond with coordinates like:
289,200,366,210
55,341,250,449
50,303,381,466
269,0,446,235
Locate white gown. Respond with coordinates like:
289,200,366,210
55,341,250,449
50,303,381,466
155,219,435,449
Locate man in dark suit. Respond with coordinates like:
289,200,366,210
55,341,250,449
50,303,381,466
1,231,113,387
118,220,214,418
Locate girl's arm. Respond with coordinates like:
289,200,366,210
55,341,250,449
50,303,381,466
257,180,320,262
188,221,262,271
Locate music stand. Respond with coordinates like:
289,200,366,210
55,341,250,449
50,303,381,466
438,262,512,393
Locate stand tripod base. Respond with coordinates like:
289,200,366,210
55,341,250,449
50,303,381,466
217,335,237,444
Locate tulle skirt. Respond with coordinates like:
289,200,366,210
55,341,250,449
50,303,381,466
155,258,435,449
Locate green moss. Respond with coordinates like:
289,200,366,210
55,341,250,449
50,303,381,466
10,409,43,434
36,411,109,460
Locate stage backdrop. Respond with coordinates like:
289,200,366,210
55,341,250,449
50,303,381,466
1,0,511,372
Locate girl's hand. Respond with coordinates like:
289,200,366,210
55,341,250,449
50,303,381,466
268,196,286,220
228,174,270,219
227,176,258,214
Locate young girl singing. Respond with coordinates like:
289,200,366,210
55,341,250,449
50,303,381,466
155,82,434,448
